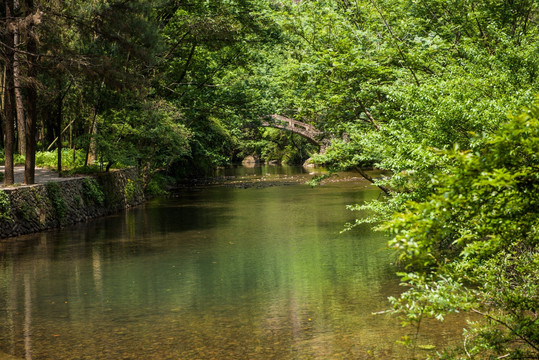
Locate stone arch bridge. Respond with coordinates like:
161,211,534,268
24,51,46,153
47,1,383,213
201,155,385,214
248,114,332,153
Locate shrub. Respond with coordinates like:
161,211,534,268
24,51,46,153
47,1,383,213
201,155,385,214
145,173,172,197
15,189,37,222
82,178,105,205
46,182,67,220
0,191,11,220
35,149,88,170
124,178,140,202
385,100,539,358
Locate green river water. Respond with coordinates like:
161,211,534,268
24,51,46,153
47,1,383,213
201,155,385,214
0,166,466,359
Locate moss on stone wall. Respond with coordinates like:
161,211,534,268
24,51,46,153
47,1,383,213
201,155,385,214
0,168,145,239
0,191,11,221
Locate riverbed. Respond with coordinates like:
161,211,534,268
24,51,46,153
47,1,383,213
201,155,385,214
0,166,465,359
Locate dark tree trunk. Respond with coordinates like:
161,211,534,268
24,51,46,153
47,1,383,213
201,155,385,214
45,114,56,148
13,19,26,156
85,106,98,167
4,0,16,185
0,61,6,149
24,0,37,185
56,79,63,175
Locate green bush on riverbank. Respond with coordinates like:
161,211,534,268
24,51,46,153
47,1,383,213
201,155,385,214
384,101,539,358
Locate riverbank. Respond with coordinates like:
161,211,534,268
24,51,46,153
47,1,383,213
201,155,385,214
174,166,386,190
0,168,144,239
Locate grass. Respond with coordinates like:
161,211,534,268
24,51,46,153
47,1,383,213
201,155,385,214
0,149,123,175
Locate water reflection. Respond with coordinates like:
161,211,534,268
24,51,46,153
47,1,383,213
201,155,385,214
23,274,31,360
214,164,314,178
0,171,465,359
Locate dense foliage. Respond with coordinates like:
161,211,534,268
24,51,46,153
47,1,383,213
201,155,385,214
2,0,538,357
384,101,538,358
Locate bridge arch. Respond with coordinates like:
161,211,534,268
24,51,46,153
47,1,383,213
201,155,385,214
249,114,331,152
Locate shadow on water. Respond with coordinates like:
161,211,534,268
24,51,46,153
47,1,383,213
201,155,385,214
0,167,468,359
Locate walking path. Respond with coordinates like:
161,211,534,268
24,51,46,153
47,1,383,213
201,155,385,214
0,166,80,188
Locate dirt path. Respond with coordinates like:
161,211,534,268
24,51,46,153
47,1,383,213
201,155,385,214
0,165,83,188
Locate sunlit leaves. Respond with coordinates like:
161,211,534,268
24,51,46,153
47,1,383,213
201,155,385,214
97,100,191,182
385,101,539,358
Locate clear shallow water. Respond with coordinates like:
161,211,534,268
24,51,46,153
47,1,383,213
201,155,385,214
0,168,465,359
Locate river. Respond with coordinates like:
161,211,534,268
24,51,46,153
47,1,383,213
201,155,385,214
0,166,465,359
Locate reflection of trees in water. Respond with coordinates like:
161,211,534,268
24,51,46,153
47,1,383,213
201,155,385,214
0,180,466,359
24,274,31,360
1,233,50,359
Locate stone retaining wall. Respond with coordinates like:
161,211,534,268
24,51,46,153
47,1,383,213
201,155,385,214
0,168,145,239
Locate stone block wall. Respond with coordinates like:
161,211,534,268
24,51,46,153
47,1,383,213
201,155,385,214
0,168,145,239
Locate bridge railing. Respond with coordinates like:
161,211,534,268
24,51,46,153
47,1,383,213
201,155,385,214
266,115,323,136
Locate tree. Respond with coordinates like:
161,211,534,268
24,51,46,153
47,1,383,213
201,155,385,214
24,0,38,184
37,0,162,172
268,0,539,219
261,2,538,356
155,0,281,172
96,100,191,188
3,0,164,180
383,100,539,358
3,0,16,185
0,0,42,185
13,0,26,157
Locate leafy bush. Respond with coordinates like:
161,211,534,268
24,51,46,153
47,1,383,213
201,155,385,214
98,100,191,182
82,178,105,205
46,182,67,220
384,100,539,358
237,128,316,165
14,189,39,222
35,149,87,170
145,173,172,197
124,178,140,202
0,191,11,220
0,153,26,166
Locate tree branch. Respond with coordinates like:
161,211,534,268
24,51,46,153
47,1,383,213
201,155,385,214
354,166,392,196
357,98,381,130
368,0,420,86
471,309,539,353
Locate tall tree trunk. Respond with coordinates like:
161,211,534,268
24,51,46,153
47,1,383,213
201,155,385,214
45,113,55,148
56,79,63,176
13,7,26,156
24,0,37,185
85,105,98,166
4,0,16,185
0,66,6,148
84,82,103,167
